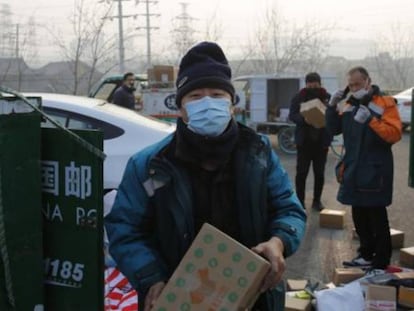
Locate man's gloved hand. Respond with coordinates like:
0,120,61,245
328,89,344,107
354,105,372,124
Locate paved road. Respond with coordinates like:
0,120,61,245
269,131,414,284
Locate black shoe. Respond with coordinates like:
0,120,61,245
311,200,324,211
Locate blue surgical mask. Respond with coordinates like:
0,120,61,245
185,96,232,137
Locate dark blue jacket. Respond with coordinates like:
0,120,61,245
105,124,306,310
325,90,402,206
112,85,135,109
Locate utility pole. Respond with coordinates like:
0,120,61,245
15,24,19,58
102,0,137,73
136,0,159,69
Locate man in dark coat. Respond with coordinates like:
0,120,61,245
289,72,332,211
112,72,136,110
106,42,307,311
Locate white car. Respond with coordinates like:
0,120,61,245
393,87,412,129
26,92,175,191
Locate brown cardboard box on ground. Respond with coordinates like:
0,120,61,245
333,268,365,285
287,279,308,291
300,98,326,128
399,286,414,309
365,284,396,311
400,247,414,268
285,295,311,311
319,209,346,229
152,223,271,311
352,228,405,249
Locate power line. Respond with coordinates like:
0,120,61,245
135,0,160,69
101,0,138,73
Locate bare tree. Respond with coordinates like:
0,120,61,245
15,17,39,90
48,0,118,95
201,8,223,43
370,23,414,90
247,5,333,75
84,4,119,93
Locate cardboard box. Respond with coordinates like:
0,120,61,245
393,271,414,279
365,285,396,311
352,228,405,249
285,295,311,311
152,223,271,310
287,279,308,291
147,65,177,84
300,98,326,128
400,247,414,268
319,209,346,229
399,286,414,309
333,268,365,285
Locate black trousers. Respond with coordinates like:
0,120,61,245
352,205,392,269
295,143,328,206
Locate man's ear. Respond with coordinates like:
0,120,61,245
230,105,235,115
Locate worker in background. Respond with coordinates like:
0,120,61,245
326,66,402,270
112,72,136,110
289,72,332,211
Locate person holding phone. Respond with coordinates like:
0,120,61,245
326,66,402,270
289,72,333,211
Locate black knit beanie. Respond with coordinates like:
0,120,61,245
175,41,235,108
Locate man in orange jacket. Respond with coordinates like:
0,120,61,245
326,66,402,270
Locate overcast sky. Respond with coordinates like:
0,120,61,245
4,0,414,67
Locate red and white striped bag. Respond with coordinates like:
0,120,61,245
105,267,138,311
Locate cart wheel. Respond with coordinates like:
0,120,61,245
277,126,297,155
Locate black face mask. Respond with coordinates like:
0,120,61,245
304,88,323,101
305,87,320,95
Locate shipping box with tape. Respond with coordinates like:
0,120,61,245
152,223,271,310
365,285,396,311
300,98,326,128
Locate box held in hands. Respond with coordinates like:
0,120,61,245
300,98,326,128
152,223,271,310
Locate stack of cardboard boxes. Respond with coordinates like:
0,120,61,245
147,65,177,88
317,207,414,311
